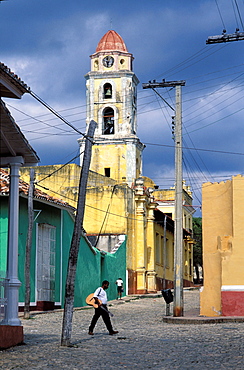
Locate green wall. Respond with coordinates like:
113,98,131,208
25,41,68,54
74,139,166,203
0,197,8,278
17,198,62,304
101,238,127,301
0,196,127,310
62,211,127,307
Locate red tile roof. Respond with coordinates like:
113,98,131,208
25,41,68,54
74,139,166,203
0,62,30,98
96,30,128,52
0,168,74,210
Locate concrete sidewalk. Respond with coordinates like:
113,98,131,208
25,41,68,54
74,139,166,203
120,291,244,324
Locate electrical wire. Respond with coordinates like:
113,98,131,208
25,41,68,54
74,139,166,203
35,150,83,184
215,0,226,31
234,0,244,30
6,32,244,214
29,90,86,137
143,142,244,157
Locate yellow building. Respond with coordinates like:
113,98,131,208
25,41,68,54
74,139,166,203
200,175,244,316
20,30,194,294
153,182,195,286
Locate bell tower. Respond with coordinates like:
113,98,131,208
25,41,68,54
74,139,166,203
78,30,144,185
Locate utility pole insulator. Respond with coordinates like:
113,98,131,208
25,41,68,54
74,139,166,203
142,80,185,89
206,31,244,44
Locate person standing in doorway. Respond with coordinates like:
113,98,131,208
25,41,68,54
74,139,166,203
88,280,118,336
115,277,124,300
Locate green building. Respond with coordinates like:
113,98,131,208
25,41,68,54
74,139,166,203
0,168,126,311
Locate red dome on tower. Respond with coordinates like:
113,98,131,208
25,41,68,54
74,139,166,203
96,30,128,52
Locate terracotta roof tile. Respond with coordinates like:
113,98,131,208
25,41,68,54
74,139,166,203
0,62,30,92
96,30,128,52
0,168,74,210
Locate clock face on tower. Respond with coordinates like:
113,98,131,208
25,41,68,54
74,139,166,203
103,56,114,68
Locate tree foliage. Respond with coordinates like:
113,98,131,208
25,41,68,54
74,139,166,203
193,217,202,266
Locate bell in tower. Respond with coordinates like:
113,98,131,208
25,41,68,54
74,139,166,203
104,83,112,99
103,107,114,134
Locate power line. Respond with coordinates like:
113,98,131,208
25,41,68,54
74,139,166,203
182,156,202,205
187,104,244,134
7,62,244,146
36,183,182,224
215,0,226,31
28,90,88,138
16,104,87,123
143,142,244,157
163,44,228,79
35,151,83,184
233,0,244,30
184,78,244,128
7,103,73,134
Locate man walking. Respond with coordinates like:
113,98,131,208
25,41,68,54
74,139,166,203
88,280,118,336
115,277,124,299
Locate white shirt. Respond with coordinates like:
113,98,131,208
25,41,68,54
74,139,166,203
116,279,123,287
94,287,107,305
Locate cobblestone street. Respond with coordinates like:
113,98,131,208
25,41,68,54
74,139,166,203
1,290,244,369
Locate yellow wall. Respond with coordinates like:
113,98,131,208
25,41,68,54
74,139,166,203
153,186,194,284
91,53,132,73
20,164,117,209
91,144,126,181
20,165,193,293
200,175,244,316
154,222,174,284
20,164,135,270
153,186,194,232
90,144,141,182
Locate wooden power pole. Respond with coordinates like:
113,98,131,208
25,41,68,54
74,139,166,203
61,120,96,346
142,80,185,316
24,168,35,319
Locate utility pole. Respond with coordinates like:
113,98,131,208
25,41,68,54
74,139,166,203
61,120,96,346
24,168,35,319
142,80,185,317
163,215,170,316
174,83,184,316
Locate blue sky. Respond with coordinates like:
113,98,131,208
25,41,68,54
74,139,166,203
1,0,244,215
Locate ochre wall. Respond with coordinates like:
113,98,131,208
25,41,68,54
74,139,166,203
20,164,117,209
200,175,244,316
19,165,194,295
154,222,174,285
91,144,126,182
90,144,142,183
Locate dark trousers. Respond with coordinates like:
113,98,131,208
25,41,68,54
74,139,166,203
89,305,113,333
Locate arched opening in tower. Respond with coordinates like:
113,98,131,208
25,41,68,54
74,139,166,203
104,83,112,99
103,107,114,134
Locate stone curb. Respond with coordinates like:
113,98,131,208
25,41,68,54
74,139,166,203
163,316,244,324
